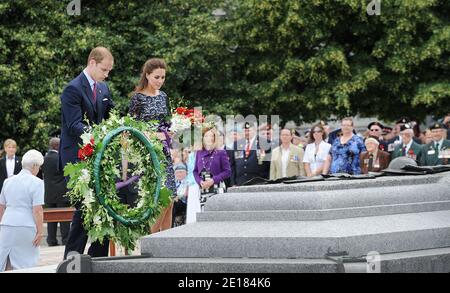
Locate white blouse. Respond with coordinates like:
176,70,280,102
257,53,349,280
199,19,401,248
303,141,332,174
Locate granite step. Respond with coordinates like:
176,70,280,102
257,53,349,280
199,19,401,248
91,257,337,273
141,210,450,258
90,246,450,273
198,200,450,221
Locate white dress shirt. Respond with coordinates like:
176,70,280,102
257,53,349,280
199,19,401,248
280,146,290,178
83,69,96,92
5,156,16,178
303,141,332,174
402,140,413,154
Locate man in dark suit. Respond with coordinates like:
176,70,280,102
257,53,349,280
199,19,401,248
0,139,22,191
61,47,115,259
229,122,271,186
42,138,71,246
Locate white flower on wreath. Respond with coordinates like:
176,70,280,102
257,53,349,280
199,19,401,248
81,132,93,146
93,215,102,226
82,189,96,207
80,169,91,183
170,114,191,133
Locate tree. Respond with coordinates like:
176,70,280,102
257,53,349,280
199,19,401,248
0,0,448,153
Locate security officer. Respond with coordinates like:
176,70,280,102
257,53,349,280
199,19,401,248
391,124,423,161
419,123,450,166
229,122,271,186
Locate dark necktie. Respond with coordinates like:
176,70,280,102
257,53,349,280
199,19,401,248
92,82,97,102
368,153,374,170
402,145,407,156
435,143,440,156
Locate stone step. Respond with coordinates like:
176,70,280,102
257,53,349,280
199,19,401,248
91,257,337,273
141,210,450,258
90,247,450,273
205,183,450,213
198,200,450,221
228,173,445,194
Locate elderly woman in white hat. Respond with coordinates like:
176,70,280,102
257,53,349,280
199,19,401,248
0,150,45,271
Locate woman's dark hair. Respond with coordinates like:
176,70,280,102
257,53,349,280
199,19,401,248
134,58,166,93
308,124,327,144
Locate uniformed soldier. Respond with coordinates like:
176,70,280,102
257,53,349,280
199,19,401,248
367,121,389,152
391,124,423,161
419,123,450,166
229,122,271,186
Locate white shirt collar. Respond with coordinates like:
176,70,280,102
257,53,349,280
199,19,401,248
83,69,96,89
435,139,444,148
404,140,413,150
6,155,15,161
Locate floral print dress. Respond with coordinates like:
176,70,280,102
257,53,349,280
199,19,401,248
129,91,176,194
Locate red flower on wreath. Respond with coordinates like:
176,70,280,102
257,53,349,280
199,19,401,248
176,107,188,115
78,139,95,161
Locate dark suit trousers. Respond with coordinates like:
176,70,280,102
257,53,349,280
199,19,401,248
63,209,109,259
46,202,71,246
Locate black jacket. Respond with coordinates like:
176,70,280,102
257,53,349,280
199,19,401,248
42,151,69,204
0,156,22,191
229,136,271,186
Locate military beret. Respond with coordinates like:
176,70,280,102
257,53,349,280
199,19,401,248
396,117,410,124
399,123,413,132
292,129,301,138
429,122,445,130
368,121,384,130
244,122,256,129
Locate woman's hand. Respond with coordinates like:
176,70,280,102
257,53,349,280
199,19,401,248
156,132,167,141
201,179,214,190
32,231,43,247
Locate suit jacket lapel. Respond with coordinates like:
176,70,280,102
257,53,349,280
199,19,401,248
80,73,97,114
96,84,103,122
14,157,20,174
0,158,6,176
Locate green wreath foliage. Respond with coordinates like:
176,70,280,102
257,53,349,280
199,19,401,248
64,112,172,251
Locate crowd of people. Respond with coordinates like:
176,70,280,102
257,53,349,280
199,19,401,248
0,45,449,272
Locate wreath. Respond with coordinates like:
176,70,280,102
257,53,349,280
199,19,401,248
64,112,172,251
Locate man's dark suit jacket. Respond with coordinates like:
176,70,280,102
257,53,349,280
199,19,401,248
60,72,114,168
0,156,22,191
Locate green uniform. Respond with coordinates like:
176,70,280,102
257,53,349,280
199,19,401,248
419,139,450,166
391,141,423,162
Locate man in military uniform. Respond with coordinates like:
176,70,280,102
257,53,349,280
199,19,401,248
386,117,409,153
229,122,271,186
391,124,423,161
367,121,389,152
419,123,450,166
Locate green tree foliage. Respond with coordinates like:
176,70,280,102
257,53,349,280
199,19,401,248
0,0,449,153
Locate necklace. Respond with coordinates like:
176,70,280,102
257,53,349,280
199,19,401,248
201,150,216,172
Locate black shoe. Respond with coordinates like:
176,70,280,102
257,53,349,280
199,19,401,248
47,242,59,247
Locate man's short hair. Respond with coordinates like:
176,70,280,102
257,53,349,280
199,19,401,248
87,47,113,65
49,137,60,151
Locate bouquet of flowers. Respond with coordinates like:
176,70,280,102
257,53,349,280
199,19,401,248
170,107,206,146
